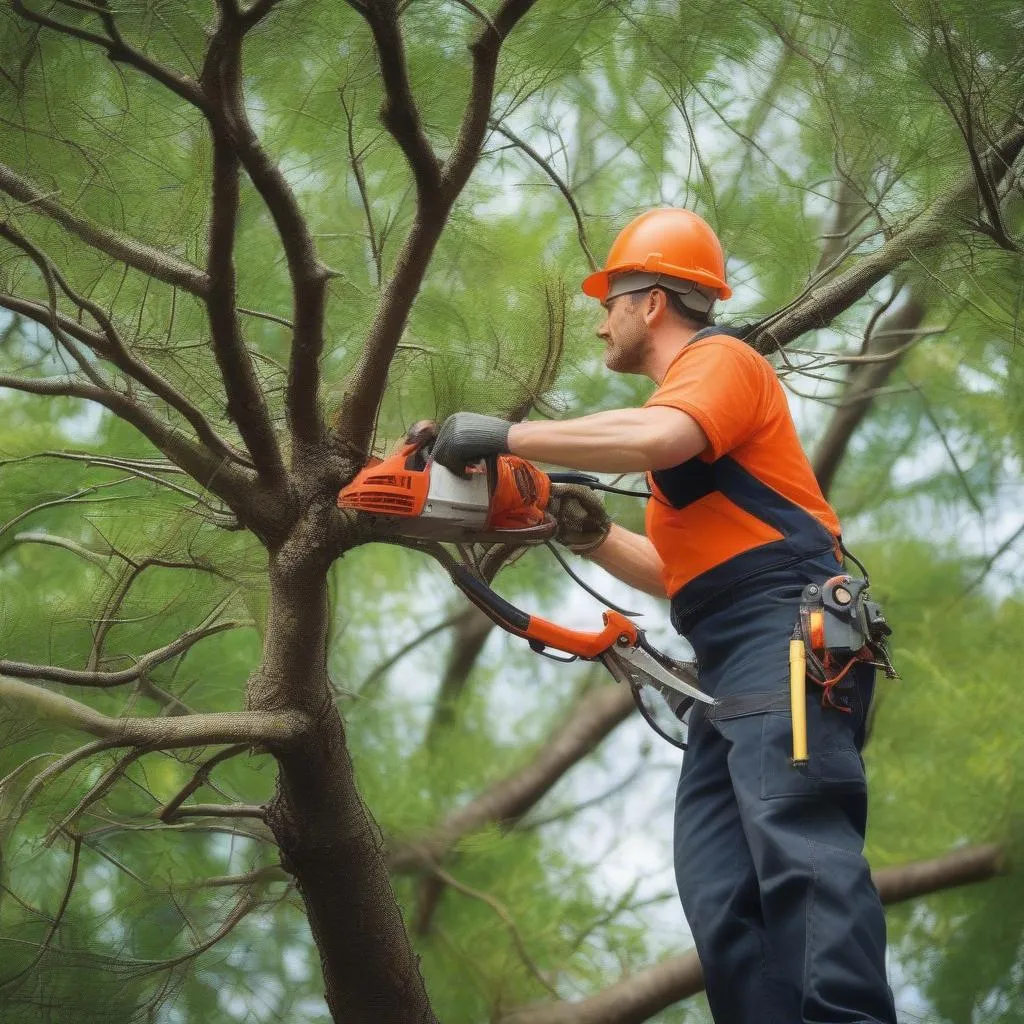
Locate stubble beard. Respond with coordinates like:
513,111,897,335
605,317,651,375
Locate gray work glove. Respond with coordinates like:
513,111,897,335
432,412,511,476
547,483,611,555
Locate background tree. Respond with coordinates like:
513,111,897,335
0,1,1022,1022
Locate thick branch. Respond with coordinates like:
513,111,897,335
335,0,537,455
389,679,634,872
0,162,209,295
167,802,265,819
201,3,331,455
748,120,1024,354
442,0,538,196
201,26,286,479
354,3,442,197
500,844,1006,1024
0,674,308,749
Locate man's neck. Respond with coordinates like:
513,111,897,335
647,326,702,383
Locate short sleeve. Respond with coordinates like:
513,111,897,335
644,341,767,460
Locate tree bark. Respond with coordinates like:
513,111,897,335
253,515,437,1024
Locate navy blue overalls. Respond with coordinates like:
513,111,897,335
654,367,898,1023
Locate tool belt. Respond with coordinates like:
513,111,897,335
797,574,898,709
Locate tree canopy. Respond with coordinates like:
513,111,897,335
0,1,1022,1021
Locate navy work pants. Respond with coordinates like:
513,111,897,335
672,557,897,1023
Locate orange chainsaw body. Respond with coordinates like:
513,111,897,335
337,441,553,540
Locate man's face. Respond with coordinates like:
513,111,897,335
596,292,651,374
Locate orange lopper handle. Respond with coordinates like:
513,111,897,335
450,566,638,658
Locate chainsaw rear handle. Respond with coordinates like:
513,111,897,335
450,565,638,659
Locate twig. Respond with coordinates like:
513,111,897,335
487,119,596,269
158,743,250,822
0,619,249,688
427,862,559,998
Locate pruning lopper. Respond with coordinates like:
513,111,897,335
338,424,715,746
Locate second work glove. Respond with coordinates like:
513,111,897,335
432,412,511,476
547,483,611,555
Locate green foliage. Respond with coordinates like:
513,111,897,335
1,0,1023,1021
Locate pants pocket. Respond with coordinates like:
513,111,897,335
759,708,867,800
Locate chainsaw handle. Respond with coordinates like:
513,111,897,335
450,565,638,658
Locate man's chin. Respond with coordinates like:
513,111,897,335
605,351,641,375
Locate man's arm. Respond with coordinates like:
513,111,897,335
582,523,667,598
508,406,707,473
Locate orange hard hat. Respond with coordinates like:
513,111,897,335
582,208,731,302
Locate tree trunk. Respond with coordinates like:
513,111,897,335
251,512,437,1023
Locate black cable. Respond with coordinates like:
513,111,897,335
839,538,870,585
547,472,651,498
544,541,640,618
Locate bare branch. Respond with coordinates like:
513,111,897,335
500,843,1006,1023
341,86,383,288
0,262,249,470
358,608,473,694
87,565,238,673
956,519,1024,599
747,119,1024,354
0,619,248,688
45,747,146,843
10,0,208,111
0,372,254,510
165,802,265,819
158,743,251,821
0,675,309,749
0,835,82,990
12,532,118,576
0,476,133,541
427,862,559,998
0,161,209,295
0,220,112,389
811,287,926,496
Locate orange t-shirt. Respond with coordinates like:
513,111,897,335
644,334,841,598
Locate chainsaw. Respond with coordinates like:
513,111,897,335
338,423,715,746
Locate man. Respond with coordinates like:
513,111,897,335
432,207,897,1024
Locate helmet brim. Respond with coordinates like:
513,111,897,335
581,269,609,300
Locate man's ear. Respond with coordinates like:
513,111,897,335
644,288,668,326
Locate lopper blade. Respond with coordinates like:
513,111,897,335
603,641,715,706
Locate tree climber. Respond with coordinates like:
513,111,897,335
431,208,898,1024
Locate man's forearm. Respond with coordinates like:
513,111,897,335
583,524,667,598
507,407,706,473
